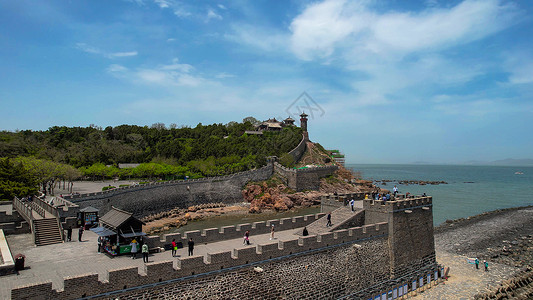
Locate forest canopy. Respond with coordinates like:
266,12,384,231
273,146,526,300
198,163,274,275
0,119,303,179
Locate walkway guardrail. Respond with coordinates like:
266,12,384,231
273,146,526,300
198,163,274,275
34,197,60,219
13,197,36,244
33,197,64,241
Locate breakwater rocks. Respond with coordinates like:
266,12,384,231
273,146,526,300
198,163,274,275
474,267,533,300
434,206,533,299
374,179,447,185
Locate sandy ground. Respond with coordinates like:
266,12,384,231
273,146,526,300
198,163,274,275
415,206,533,299
143,205,250,233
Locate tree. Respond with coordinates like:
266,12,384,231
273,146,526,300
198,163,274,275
0,158,39,200
242,116,260,126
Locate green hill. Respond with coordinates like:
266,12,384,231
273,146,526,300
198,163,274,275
0,119,303,178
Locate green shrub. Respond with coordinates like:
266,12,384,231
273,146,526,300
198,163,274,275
102,185,116,191
279,153,295,168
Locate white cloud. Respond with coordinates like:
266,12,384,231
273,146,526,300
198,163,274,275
505,54,533,84
174,7,192,18
76,43,137,59
154,0,170,8
289,0,371,60
215,72,235,79
107,64,128,73
206,9,222,21
108,51,138,58
107,58,206,87
282,0,520,110
160,58,194,72
76,43,101,54
290,0,519,60
218,4,226,10
225,24,287,52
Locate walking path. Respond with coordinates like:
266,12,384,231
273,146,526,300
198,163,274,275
305,206,363,235
2,227,301,299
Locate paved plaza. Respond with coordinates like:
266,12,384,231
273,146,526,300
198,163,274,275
2,227,301,299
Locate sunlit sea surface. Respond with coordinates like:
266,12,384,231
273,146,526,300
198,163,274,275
347,164,533,225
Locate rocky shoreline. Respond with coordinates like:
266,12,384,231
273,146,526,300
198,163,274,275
432,205,533,299
374,179,448,185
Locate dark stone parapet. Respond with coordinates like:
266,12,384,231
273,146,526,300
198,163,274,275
11,221,389,300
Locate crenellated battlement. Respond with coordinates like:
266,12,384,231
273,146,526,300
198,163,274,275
143,213,326,250
11,222,388,300
273,162,338,191
363,196,432,212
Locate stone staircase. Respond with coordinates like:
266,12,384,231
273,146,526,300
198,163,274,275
303,206,365,235
33,218,63,246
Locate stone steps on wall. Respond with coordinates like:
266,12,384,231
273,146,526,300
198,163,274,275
34,218,63,246
303,206,364,235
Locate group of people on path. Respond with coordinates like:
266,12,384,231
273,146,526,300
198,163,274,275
474,258,489,271
65,226,83,242
127,238,149,263
170,238,195,257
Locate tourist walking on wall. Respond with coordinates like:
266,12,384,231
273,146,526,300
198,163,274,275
142,243,149,263
484,260,488,271
78,226,84,242
326,212,332,227
393,185,398,197
302,227,309,236
67,226,72,242
350,198,355,212
475,258,479,269
270,225,275,240
243,230,250,245
130,239,138,259
188,238,194,256
171,239,177,257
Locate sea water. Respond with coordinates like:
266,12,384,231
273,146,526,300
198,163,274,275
348,164,533,225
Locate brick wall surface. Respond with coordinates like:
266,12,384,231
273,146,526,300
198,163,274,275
69,164,274,218
11,222,389,300
95,237,391,300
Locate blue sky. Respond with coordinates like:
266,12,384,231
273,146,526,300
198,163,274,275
1,0,532,164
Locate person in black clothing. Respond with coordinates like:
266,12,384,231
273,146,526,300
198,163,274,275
67,226,72,242
326,212,332,227
78,226,84,242
302,227,309,236
188,238,194,256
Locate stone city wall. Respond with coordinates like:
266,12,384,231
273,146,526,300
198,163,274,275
273,162,338,192
11,222,389,300
143,213,326,250
364,197,437,278
67,164,274,218
320,192,367,212
0,206,30,235
61,138,336,217
287,134,307,162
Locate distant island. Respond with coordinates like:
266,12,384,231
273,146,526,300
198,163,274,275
463,158,533,166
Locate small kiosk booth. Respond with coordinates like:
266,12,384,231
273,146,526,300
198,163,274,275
77,206,99,229
90,207,146,256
